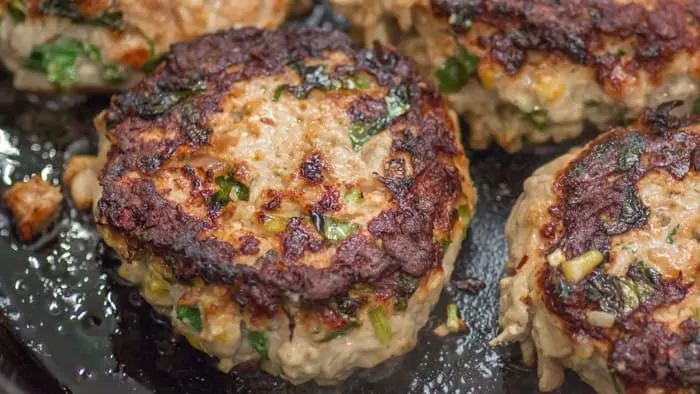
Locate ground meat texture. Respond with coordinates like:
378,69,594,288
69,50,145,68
2,175,62,242
0,0,293,92
329,0,700,152
93,27,477,384
493,105,700,393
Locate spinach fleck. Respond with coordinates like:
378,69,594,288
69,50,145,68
349,85,411,151
24,38,125,86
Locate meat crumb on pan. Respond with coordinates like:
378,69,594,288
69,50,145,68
63,155,99,210
2,175,62,242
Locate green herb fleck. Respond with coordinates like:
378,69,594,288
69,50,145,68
141,54,164,74
368,306,392,345
457,205,470,220
24,38,124,86
666,224,679,244
584,100,601,109
344,189,363,204
693,309,700,322
175,306,202,332
524,108,549,130
349,85,411,151
585,263,660,316
272,84,290,102
322,319,360,342
612,374,625,394
8,0,25,22
278,61,369,100
211,173,249,207
617,133,645,172
247,331,268,359
393,298,408,312
692,98,700,115
442,239,452,252
319,216,358,243
435,47,478,93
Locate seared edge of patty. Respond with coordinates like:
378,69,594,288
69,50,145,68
495,102,700,392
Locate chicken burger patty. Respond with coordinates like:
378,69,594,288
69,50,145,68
331,0,700,151
493,102,700,393
93,27,477,385
0,0,291,91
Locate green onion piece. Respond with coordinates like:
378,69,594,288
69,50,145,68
322,217,358,243
344,189,363,204
446,303,460,332
263,215,288,234
393,297,408,312
100,63,125,84
524,108,549,130
612,374,625,394
176,306,202,332
584,100,601,109
442,239,452,252
211,174,249,207
692,98,700,115
435,48,478,93
349,86,411,151
457,205,470,220
367,306,392,345
666,224,679,244
322,319,361,342
247,331,268,359
24,38,124,86
142,54,164,74
345,76,370,89
272,84,289,102
349,123,373,152
8,0,25,22
693,309,700,322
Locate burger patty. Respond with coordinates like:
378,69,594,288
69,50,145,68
0,0,291,91
493,102,700,393
93,27,477,384
330,0,700,151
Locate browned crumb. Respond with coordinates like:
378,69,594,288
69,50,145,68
3,176,62,241
63,155,99,210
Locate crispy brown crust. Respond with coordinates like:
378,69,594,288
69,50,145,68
432,0,700,84
540,102,700,389
96,27,468,315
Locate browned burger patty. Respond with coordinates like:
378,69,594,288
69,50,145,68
0,0,292,91
330,0,700,151
93,27,477,384
493,102,700,393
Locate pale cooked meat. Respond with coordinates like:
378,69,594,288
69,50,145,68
330,0,700,151
0,0,292,91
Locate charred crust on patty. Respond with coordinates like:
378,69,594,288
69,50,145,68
538,103,700,389
432,0,700,84
96,27,467,316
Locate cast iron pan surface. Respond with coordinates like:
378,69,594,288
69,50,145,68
0,4,595,393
